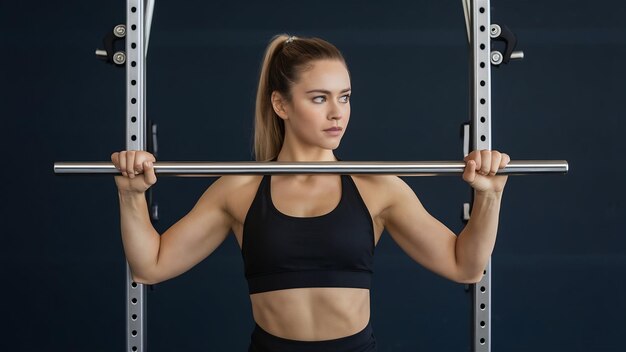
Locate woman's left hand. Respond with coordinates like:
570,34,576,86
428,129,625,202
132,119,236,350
462,150,510,193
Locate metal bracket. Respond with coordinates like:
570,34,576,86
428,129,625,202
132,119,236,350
95,24,127,66
147,121,159,222
490,24,524,66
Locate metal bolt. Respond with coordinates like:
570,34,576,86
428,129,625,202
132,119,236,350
490,51,503,65
114,24,126,38
113,51,126,65
490,24,501,38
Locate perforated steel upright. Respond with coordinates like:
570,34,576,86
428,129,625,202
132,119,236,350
470,0,492,351
125,0,147,351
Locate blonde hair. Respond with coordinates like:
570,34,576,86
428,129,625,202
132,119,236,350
253,34,346,161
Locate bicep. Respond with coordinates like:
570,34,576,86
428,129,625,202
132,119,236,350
382,177,460,281
153,178,233,282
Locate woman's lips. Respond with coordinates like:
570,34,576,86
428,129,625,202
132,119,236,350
324,127,342,136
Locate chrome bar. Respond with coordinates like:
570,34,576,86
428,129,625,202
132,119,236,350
54,160,568,176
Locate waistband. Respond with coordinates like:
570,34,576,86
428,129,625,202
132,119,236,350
249,321,376,352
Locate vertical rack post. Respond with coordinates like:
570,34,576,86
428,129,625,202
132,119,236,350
126,0,147,351
470,0,492,351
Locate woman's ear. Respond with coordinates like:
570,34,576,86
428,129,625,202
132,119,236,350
271,91,289,120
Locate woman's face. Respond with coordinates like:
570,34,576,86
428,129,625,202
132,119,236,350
276,59,351,151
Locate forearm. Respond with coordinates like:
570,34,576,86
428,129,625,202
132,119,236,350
455,190,503,281
118,191,161,282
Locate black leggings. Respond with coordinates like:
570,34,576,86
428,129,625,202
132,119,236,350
248,321,377,352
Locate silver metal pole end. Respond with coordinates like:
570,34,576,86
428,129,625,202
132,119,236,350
510,51,524,60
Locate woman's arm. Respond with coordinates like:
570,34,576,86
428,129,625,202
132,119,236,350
381,150,509,283
112,151,234,285
118,190,162,283
454,190,502,282
119,178,234,284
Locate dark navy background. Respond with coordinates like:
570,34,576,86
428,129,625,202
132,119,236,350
1,1,624,351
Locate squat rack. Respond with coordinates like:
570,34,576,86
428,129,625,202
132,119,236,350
54,0,567,351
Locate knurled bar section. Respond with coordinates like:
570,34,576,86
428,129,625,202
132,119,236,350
471,0,492,351
126,0,147,351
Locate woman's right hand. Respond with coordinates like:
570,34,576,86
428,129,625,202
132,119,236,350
111,150,157,193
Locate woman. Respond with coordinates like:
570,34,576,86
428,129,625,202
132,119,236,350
111,34,510,352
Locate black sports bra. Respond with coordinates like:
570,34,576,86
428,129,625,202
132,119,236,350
241,167,375,294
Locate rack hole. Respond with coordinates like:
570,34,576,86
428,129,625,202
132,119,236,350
132,330,138,337
131,61,137,67
480,286,486,292
480,80,485,86
483,269,487,275
132,314,138,320
131,98,137,104
131,7,137,13
131,282,138,288
131,80,137,86
480,117,485,123
480,25,485,32
479,7,485,13
131,298,137,304
131,116,137,123
480,135,486,142
131,135,137,141
480,62,485,68
131,24,137,30
480,321,486,327
480,98,486,105
480,303,486,310
132,347,137,352
480,43,485,50
480,338,486,344
131,43,137,49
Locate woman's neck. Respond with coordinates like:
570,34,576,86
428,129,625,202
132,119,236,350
275,144,337,162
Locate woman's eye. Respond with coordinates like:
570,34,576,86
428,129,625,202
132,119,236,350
313,96,326,103
340,94,351,103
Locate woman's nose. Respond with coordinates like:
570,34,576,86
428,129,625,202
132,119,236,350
328,102,344,120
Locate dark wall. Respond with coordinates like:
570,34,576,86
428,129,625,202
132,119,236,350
1,1,624,351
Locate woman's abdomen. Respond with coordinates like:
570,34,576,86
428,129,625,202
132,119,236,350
249,287,370,341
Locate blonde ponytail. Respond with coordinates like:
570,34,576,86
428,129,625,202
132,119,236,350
254,34,289,161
